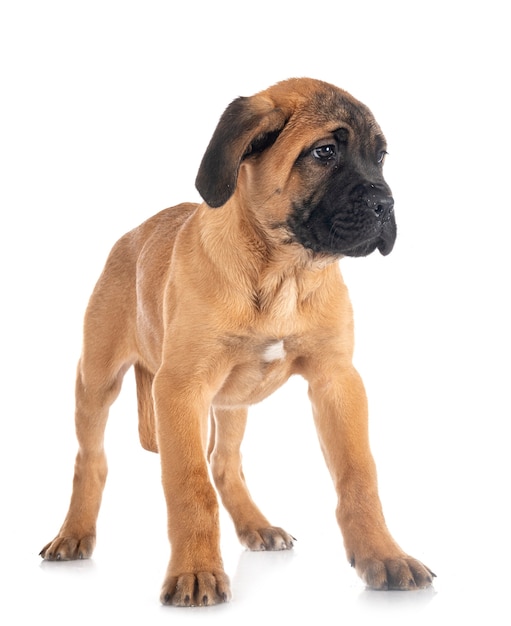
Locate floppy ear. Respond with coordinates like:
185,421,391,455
195,96,288,208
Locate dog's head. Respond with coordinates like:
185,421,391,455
196,78,396,258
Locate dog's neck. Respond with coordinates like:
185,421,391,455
196,202,337,319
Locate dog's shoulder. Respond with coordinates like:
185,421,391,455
137,203,199,239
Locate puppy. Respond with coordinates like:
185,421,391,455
41,77,434,605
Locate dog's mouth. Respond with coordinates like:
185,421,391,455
286,204,397,259
284,178,398,259
377,221,397,256
345,214,397,257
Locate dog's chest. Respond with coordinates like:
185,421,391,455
213,339,291,408
261,339,286,362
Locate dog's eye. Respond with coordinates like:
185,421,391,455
377,150,388,164
312,145,337,161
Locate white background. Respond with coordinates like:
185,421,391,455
1,1,510,624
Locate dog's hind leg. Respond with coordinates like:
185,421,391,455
209,407,295,551
135,363,158,453
40,273,135,561
40,354,130,561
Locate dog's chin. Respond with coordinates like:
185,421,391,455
343,219,397,258
337,236,393,258
293,231,396,260
342,240,384,258
377,237,395,256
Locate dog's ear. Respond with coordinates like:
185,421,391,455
195,96,288,208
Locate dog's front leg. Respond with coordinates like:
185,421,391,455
209,407,295,551
307,363,434,590
153,368,231,607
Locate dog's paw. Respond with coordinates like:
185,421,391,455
160,570,231,607
239,526,295,551
354,556,435,590
39,535,95,561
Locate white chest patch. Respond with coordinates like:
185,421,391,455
262,340,286,362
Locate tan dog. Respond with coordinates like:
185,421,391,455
40,77,434,605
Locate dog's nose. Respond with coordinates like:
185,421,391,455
367,186,394,220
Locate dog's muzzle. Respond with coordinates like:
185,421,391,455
287,182,397,258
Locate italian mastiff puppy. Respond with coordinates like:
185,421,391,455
40,77,434,605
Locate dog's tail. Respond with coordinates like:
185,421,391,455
134,363,158,453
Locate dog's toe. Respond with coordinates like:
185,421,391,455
356,556,435,590
160,570,231,607
239,526,295,551
40,535,95,561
